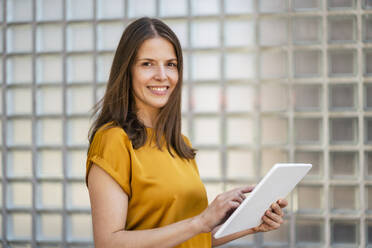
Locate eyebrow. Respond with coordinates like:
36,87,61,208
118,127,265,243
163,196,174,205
137,58,177,62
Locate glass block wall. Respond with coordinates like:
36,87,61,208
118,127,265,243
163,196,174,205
1,0,372,247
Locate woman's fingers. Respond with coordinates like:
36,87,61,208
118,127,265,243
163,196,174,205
277,198,288,208
265,210,283,224
271,202,283,216
262,215,280,229
240,185,255,194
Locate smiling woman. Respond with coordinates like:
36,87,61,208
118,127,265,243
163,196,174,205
85,17,287,248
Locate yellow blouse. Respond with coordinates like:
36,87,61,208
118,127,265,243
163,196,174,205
86,123,212,248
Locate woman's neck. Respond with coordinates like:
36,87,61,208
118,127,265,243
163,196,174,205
136,107,159,128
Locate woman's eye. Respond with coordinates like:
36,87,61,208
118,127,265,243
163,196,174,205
142,62,152,66
168,62,177,67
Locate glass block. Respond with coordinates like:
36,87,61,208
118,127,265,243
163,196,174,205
366,186,372,210
36,24,63,52
67,86,94,114
225,85,255,112
8,213,31,239
261,116,288,144
260,51,287,79
328,50,356,77
67,182,90,209
192,53,220,80
225,0,254,14
227,150,254,180
7,119,32,146
261,84,288,111
224,19,255,47
0,30,2,53
328,16,356,43
97,0,124,19
259,0,287,13
204,183,223,203
227,117,253,145
193,85,219,113
294,50,322,78
67,118,91,146
295,118,321,144
7,150,32,178
37,150,63,178
294,84,321,111
36,55,63,84
165,20,188,48
37,0,63,20
128,0,156,18
296,219,324,244
66,0,93,20
367,220,372,244
295,185,323,212
7,0,32,22
37,86,63,114
364,15,372,42
367,152,372,177
367,118,372,144
330,152,357,178
331,221,358,244
195,149,221,179
67,214,93,241
67,150,87,178
365,50,372,76
6,87,32,115
97,53,114,83
294,0,320,10
7,25,32,52
37,182,63,208
191,20,220,48
160,0,187,16
37,118,63,146
67,55,94,83
329,84,355,110
7,56,32,84
261,149,288,176
225,53,255,79
67,23,94,51
331,186,358,211
330,118,357,144
263,220,289,243
191,0,220,15
363,0,372,9
37,213,62,240
293,17,320,45
8,182,32,208
193,117,220,145
295,151,322,177
97,22,124,51
259,18,288,46
328,0,355,9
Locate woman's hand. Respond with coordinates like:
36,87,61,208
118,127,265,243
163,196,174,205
196,185,254,233
252,199,288,233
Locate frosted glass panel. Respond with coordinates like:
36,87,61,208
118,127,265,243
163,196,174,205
204,183,223,203
259,0,287,13
67,86,94,114
328,0,355,8
160,0,187,16
261,116,288,144
225,0,254,14
97,53,114,83
37,119,63,146
67,0,93,20
37,182,63,208
260,51,287,79
193,85,219,113
225,85,255,112
7,150,32,178
294,84,321,110
7,119,32,146
7,56,33,84
195,150,221,179
8,182,32,208
329,50,356,76
194,117,220,145
37,24,63,52
330,152,357,178
295,151,322,177
191,0,220,15
261,149,288,176
191,20,220,48
294,50,322,77
37,86,63,114
293,17,321,44
97,0,124,19
296,219,324,244
364,15,372,42
165,20,188,48
224,19,255,47
97,22,124,50
7,25,32,52
37,0,63,20
67,23,94,51
192,53,220,80
225,53,255,79
38,214,62,240
7,87,32,115
68,214,93,240
67,150,87,178
67,118,91,146
36,55,63,84
67,183,90,209
294,0,320,10
296,186,323,212
330,118,357,144
227,117,253,145
67,55,94,83
331,186,358,211
227,150,254,179
9,213,32,239
7,0,32,22
128,0,156,17
260,84,288,111
331,221,358,244
37,150,63,178
328,16,356,43
260,18,288,46
295,118,321,144
330,84,355,110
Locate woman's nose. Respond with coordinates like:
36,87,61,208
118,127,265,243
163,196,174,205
154,65,168,81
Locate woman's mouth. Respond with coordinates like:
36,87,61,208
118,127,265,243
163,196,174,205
147,86,169,96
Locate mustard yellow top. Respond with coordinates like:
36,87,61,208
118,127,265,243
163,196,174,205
86,123,212,248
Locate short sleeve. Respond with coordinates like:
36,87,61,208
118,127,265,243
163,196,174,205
86,126,132,197
182,134,201,176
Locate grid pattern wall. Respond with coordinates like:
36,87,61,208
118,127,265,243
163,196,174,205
1,0,372,247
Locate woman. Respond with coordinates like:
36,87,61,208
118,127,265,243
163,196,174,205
85,17,287,248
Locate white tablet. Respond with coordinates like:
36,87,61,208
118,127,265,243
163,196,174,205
214,163,312,239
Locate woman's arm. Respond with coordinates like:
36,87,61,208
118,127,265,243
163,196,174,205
88,163,249,248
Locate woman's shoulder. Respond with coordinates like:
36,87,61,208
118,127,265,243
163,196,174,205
93,122,131,147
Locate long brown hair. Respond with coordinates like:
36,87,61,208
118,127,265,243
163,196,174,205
88,17,195,159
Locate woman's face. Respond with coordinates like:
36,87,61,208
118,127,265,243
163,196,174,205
131,37,179,115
